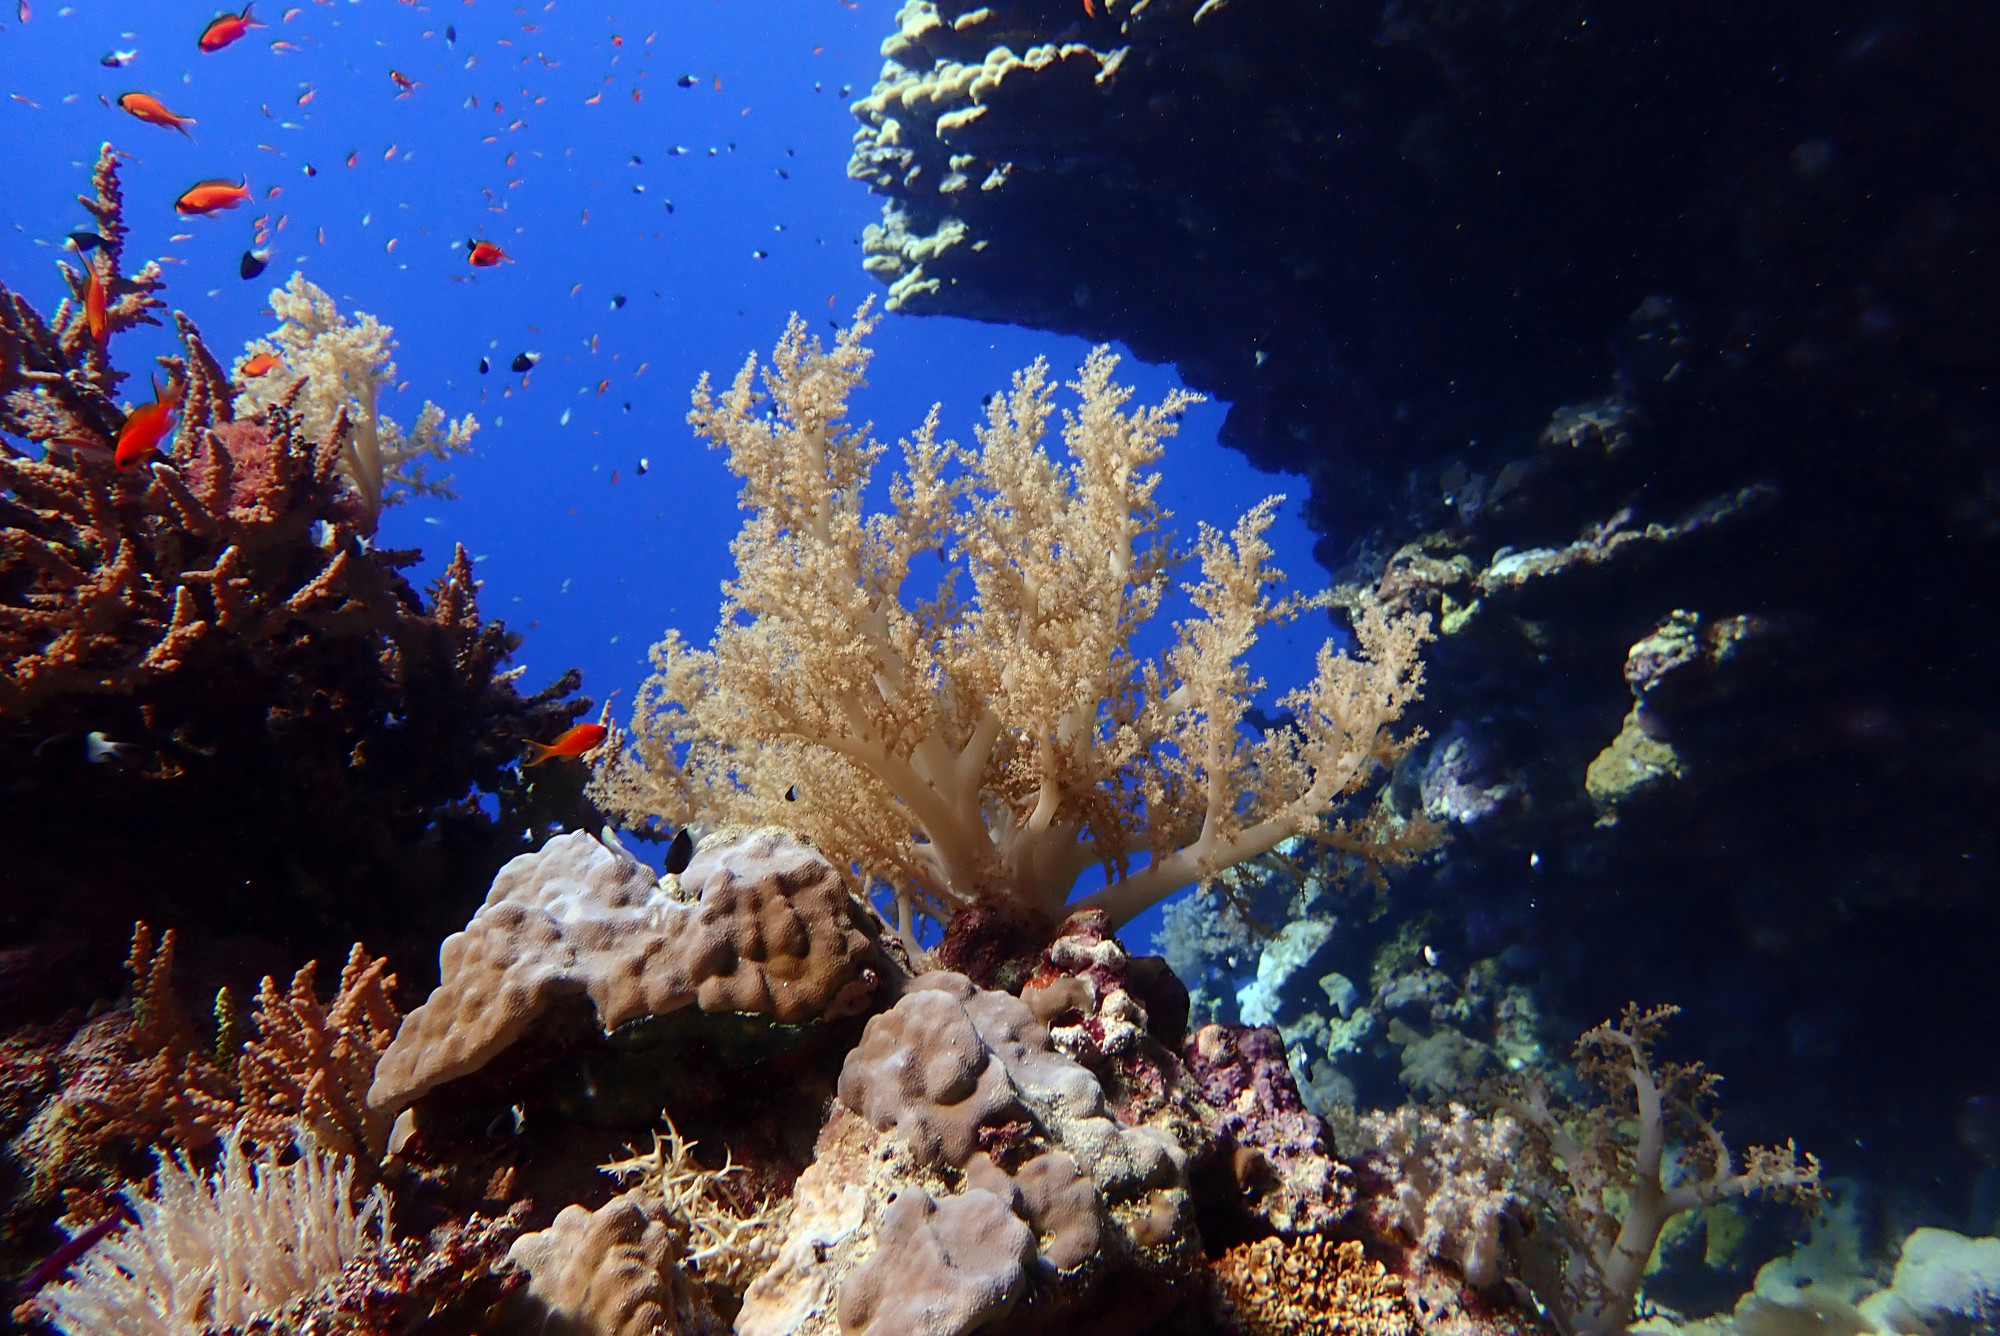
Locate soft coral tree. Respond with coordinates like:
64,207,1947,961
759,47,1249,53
590,305,1432,931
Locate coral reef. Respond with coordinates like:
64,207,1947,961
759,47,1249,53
253,1204,529,1336
367,827,881,1115
1182,1023,1350,1239
588,306,1432,941
599,1116,789,1301
0,148,590,1013
236,944,403,1164
33,1125,391,1336
845,0,2000,1207
740,970,1195,1336
1212,1234,1416,1336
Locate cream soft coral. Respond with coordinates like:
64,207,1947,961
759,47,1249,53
590,304,1431,930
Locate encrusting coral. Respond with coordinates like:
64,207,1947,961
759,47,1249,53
233,272,476,521
0,146,589,1005
588,305,1432,937
33,1124,392,1336
1212,1234,1416,1336
1495,1004,1822,1335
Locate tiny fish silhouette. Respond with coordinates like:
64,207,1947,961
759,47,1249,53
665,827,694,874
239,249,269,279
511,351,538,373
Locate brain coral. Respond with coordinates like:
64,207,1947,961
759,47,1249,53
367,827,875,1113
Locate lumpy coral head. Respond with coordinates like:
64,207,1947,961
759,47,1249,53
366,827,875,1114
589,306,1432,931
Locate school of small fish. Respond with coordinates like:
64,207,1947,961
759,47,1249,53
6,0,881,773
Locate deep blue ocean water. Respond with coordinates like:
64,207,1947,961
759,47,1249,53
0,0,1331,938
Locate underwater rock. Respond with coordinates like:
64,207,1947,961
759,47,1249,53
1183,1023,1352,1239
368,827,883,1116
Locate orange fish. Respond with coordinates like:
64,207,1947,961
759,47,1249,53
198,3,261,52
83,263,108,344
1083,0,1094,13
389,69,419,92
118,92,198,138
467,239,511,267
114,381,183,470
239,352,282,377
523,722,608,767
176,179,252,215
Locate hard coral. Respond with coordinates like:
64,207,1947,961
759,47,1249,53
237,944,403,1164
589,307,1431,933
1183,1023,1352,1237
506,1189,722,1336
1213,1234,1416,1336
0,150,588,1000
367,827,879,1115
600,1115,790,1301
742,970,1194,1336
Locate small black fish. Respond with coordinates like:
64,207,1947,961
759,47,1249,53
444,23,455,43
511,351,538,373
634,455,647,472
785,784,797,802
629,153,642,164
663,200,674,213
751,249,768,259
676,74,697,88
478,357,489,374
99,48,137,68
610,294,626,309
239,250,269,280
839,85,851,96
665,827,694,875
776,168,789,179
302,162,317,177
66,231,108,253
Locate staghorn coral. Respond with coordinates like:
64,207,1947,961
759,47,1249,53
1212,1234,1417,1336
233,273,476,521
589,306,1431,935
600,1115,790,1300
1494,1005,1821,1335
0,150,589,994
366,827,879,1115
34,1125,392,1336
237,944,402,1164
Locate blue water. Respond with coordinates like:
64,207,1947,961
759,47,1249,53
0,0,1333,937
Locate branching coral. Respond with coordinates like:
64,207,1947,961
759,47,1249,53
34,1124,392,1336
1495,1004,1821,1335
237,944,403,1164
233,273,476,522
589,306,1431,931
0,148,588,981
601,1114,790,1298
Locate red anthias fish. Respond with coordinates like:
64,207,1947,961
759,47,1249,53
523,722,608,767
198,2,261,52
117,92,197,137
239,351,282,377
175,179,252,215
467,239,511,267
83,262,108,344
114,380,183,469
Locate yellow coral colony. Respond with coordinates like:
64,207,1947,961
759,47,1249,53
589,304,1432,931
